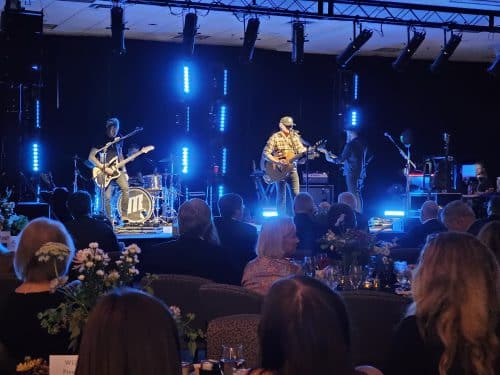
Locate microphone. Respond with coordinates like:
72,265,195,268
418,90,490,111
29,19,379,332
384,132,390,137
135,127,143,132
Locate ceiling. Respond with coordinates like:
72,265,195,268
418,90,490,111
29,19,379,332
3,0,500,62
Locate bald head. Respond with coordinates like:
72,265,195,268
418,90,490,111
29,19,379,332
420,200,439,223
338,192,357,211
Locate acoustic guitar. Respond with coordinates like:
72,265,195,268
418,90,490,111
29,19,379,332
263,140,326,183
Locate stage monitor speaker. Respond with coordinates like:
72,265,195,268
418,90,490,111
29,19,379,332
15,202,50,220
300,185,334,204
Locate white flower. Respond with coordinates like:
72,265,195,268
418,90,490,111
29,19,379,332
94,255,102,261
107,270,120,281
170,305,181,317
85,261,94,268
89,242,99,249
115,260,123,266
126,257,133,263
78,275,85,281
96,270,105,276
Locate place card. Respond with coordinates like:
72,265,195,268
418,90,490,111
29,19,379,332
49,355,78,375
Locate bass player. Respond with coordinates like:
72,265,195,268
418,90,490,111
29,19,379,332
88,117,129,222
262,116,308,215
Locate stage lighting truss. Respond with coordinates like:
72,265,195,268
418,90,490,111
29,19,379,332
392,28,426,72
430,31,462,73
132,0,500,34
336,24,373,68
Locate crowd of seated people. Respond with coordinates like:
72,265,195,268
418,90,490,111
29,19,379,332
440,200,476,232
242,217,302,295
0,218,75,367
292,192,326,258
338,192,369,231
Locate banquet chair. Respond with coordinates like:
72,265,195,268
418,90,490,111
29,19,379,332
340,290,411,371
199,283,263,323
206,314,261,369
142,274,214,330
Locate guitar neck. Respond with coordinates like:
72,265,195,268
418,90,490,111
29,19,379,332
115,151,144,169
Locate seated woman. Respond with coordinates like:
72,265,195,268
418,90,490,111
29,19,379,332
387,232,499,375
75,288,181,375
0,218,75,363
249,276,382,375
242,217,302,295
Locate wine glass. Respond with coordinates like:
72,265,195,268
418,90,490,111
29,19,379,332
220,344,244,375
302,256,315,278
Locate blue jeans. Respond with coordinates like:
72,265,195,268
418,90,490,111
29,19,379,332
276,168,300,215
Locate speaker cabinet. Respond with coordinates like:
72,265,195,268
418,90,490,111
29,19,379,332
300,185,334,204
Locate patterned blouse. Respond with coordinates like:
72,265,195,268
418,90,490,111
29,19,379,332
242,257,302,296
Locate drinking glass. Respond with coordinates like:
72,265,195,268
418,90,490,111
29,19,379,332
303,256,315,278
394,261,409,289
220,344,245,375
349,265,364,290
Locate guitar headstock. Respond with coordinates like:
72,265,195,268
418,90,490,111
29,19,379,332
142,145,155,153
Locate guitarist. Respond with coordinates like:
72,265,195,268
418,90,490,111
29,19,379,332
88,118,129,222
262,116,308,215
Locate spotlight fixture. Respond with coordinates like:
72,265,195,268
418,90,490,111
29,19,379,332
291,22,305,64
430,32,462,74
336,28,373,69
240,18,260,63
487,54,500,77
392,31,426,72
111,4,126,55
183,12,198,56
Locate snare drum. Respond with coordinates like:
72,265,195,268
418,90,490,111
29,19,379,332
117,187,153,223
143,174,163,191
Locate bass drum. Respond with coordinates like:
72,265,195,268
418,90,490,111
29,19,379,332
117,187,153,223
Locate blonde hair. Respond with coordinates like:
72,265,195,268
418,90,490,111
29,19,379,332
409,232,498,375
14,217,75,282
256,217,296,259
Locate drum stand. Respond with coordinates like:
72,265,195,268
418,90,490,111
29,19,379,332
149,191,165,225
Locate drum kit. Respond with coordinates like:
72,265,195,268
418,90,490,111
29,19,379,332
115,158,182,225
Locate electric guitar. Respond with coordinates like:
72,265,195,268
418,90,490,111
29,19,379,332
317,144,342,165
92,145,155,188
263,139,326,183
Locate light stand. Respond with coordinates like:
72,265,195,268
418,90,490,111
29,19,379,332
384,132,416,227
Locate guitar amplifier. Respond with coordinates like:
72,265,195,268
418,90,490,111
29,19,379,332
302,172,328,184
300,185,334,204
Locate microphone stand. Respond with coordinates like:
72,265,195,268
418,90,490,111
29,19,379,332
384,132,416,228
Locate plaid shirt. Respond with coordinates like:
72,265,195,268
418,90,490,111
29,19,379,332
263,131,307,161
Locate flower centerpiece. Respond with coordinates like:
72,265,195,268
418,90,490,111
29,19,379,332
169,305,206,359
318,228,375,270
0,189,29,236
38,242,142,351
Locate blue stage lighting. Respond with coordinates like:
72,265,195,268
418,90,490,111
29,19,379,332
353,74,359,100
262,208,279,217
186,105,190,132
35,99,40,128
350,110,358,127
221,147,227,175
223,69,228,96
183,65,190,94
219,105,227,132
218,185,225,198
32,143,39,172
384,210,405,217
181,147,189,174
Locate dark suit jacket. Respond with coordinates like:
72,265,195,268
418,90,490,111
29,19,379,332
213,216,258,280
65,216,120,253
141,235,240,285
468,214,500,236
396,218,446,249
294,213,326,257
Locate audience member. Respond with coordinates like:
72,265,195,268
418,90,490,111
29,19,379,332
338,192,369,231
293,192,325,257
75,288,181,375
478,220,500,264
327,203,357,234
387,232,499,375
141,198,238,284
395,200,446,248
242,217,302,295
65,191,120,253
440,200,476,232
468,196,500,235
0,243,14,275
51,187,73,223
249,276,382,375
214,193,258,279
0,218,75,363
